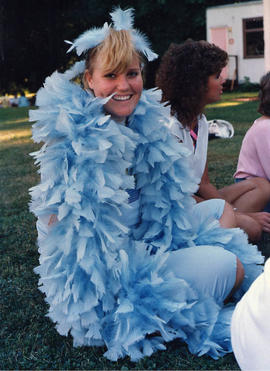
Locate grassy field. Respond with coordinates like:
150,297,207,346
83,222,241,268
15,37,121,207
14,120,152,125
206,92,260,189
0,93,259,370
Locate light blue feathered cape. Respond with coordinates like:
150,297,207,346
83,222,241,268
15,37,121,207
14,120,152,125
29,66,263,362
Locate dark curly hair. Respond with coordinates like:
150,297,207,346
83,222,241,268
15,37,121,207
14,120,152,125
258,71,270,117
156,40,228,127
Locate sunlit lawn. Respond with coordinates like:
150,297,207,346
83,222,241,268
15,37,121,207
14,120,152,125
0,93,259,370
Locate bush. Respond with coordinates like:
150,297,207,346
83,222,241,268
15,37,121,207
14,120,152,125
237,76,260,92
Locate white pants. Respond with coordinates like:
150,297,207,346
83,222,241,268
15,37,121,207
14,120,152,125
231,258,270,370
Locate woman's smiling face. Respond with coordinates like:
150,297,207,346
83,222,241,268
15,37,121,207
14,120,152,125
85,55,143,122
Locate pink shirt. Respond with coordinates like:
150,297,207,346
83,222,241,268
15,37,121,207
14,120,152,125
234,116,270,181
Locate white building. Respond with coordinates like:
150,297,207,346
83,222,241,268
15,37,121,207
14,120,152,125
206,0,267,83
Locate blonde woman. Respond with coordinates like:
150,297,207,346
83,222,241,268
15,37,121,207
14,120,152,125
30,8,262,362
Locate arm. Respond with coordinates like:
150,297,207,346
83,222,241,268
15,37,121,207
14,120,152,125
198,156,256,204
193,194,205,203
197,161,223,200
254,121,270,180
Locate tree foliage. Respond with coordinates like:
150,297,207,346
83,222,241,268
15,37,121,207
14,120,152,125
0,0,254,93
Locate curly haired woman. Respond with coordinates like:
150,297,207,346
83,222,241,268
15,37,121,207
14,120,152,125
156,40,270,241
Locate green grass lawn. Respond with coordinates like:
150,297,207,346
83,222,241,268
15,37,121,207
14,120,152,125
0,94,258,370
206,92,260,189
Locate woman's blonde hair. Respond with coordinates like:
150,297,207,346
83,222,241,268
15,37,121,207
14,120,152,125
83,28,143,89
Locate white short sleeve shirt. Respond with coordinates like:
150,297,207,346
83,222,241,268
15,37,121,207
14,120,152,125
167,115,209,183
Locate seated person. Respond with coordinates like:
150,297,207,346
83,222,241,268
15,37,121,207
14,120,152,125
234,71,270,213
9,94,19,107
29,8,263,362
156,40,270,241
18,92,30,107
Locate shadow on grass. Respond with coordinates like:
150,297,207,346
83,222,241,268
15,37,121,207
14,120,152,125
0,119,32,131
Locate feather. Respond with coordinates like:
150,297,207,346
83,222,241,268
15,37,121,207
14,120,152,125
110,7,134,30
132,31,158,62
116,299,134,314
63,7,157,63
66,23,110,56
30,64,263,363
77,237,87,262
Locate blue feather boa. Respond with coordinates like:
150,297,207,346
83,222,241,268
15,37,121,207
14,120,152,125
29,68,263,361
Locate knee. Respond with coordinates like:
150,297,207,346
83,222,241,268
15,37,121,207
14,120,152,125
244,217,262,242
252,177,270,195
250,222,262,242
225,257,245,303
235,214,262,241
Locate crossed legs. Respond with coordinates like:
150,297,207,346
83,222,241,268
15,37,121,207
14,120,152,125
219,177,270,212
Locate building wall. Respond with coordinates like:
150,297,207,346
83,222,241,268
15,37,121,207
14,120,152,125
264,0,270,72
206,1,264,83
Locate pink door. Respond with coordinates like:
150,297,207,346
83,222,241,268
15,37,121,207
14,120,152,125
210,27,228,79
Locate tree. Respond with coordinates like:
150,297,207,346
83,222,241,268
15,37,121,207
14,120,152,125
0,0,254,94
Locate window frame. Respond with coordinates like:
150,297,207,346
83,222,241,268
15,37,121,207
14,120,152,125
243,16,264,59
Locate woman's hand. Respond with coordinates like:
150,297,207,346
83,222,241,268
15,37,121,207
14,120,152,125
247,212,270,233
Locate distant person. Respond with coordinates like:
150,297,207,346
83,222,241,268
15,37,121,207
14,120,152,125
156,40,270,241
231,257,270,370
234,71,270,213
2,96,10,108
18,92,30,107
10,94,19,107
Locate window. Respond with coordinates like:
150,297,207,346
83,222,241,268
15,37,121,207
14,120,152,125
243,17,264,58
